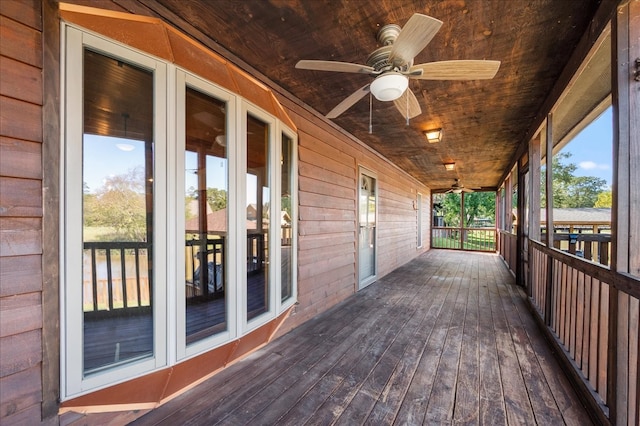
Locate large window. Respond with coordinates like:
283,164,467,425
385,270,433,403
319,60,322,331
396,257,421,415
81,49,156,375
183,86,229,345
62,25,297,399
246,114,271,321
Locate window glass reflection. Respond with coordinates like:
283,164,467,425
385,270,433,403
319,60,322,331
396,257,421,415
185,87,228,343
281,134,293,302
247,115,270,320
82,49,154,374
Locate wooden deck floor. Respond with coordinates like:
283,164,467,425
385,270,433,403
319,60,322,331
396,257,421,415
132,250,592,425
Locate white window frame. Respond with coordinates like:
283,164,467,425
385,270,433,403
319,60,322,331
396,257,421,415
277,125,298,312
60,22,298,400
175,70,238,360
357,166,378,289
61,26,169,398
239,101,277,333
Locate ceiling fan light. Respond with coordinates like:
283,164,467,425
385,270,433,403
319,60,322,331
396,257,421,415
370,72,408,101
452,188,463,194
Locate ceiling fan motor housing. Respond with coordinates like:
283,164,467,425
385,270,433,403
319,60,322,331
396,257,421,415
367,25,412,73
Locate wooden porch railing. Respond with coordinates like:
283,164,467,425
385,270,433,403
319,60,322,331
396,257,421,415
498,230,517,273
548,232,611,266
431,227,496,252
528,239,640,424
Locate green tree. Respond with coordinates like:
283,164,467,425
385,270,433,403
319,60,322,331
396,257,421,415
463,192,496,227
436,193,461,227
542,152,607,208
594,189,612,208
436,192,495,228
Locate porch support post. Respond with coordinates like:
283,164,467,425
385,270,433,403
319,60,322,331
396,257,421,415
528,134,541,242
544,114,555,326
611,1,640,424
516,159,525,286
42,0,62,419
528,133,541,297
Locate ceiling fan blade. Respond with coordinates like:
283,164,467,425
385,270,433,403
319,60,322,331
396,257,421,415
389,14,443,66
409,60,501,80
393,89,422,119
326,84,371,119
295,60,375,75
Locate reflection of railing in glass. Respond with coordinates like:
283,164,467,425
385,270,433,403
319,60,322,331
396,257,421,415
82,241,153,374
247,233,265,274
83,242,151,315
185,238,225,300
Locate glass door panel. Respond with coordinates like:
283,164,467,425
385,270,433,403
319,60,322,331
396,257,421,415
281,134,293,302
184,87,228,344
82,49,154,375
358,171,377,289
247,115,270,320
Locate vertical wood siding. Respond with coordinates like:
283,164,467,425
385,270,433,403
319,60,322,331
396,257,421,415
0,1,44,424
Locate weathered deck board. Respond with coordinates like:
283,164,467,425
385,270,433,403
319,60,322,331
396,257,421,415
132,250,593,426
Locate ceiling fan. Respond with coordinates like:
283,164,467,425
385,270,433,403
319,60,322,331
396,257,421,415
295,13,500,119
445,179,475,194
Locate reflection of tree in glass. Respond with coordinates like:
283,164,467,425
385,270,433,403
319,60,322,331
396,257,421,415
281,195,291,216
186,187,227,211
83,167,147,242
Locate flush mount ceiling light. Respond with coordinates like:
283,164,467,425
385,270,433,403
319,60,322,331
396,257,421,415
424,128,443,143
369,72,409,101
444,162,456,171
215,134,226,147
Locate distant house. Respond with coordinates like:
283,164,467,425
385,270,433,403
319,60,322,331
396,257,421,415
541,207,611,232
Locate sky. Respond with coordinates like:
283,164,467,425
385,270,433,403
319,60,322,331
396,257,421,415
84,134,257,204
83,135,146,193
559,106,613,186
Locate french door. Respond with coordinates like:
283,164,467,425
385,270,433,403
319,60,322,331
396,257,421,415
358,169,377,289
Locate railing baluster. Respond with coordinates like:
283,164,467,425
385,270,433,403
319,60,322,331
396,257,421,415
91,246,98,312
120,247,128,308
135,247,141,307
105,249,113,311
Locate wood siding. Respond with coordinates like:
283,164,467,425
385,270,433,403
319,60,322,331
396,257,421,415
276,95,430,335
0,0,44,424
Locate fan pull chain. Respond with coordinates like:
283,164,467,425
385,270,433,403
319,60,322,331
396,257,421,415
369,92,373,134
406,92,409,126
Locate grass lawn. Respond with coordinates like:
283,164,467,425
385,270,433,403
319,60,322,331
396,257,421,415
432,229,496,251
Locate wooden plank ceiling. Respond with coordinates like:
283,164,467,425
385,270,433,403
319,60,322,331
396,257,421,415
135,0,600,191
